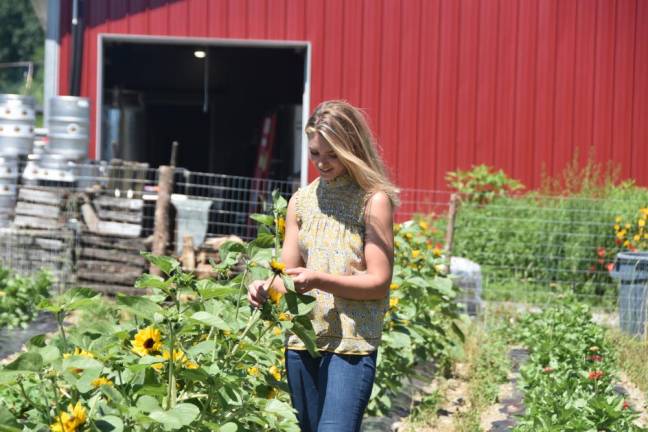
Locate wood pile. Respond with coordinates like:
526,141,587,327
12,187,66,231
180,235,244,278
75,232,150,295
75,193,150,295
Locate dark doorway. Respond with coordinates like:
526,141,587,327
100,39,307,181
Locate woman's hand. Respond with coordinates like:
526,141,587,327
285,267,318,294
247,280,268,308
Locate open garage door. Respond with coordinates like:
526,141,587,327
98,35,309,184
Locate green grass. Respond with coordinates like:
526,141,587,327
606,328,648,394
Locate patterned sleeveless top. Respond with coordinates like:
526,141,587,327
286,174,389,355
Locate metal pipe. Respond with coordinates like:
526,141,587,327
68,0,84,96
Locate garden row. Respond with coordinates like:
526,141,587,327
447,160,648,301
0,191,464,431
512,300,646,431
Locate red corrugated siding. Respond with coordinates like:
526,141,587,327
58,0,648,189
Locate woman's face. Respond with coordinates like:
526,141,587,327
308,135,347,181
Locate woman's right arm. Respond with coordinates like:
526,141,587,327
247,193,303,307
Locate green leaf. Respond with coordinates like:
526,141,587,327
27,334,46,348
190,311,230,331
290,316,319,358
4,352,42,371
284,291,316,316
135,274,171,291
136,395,161,413
141,253,179,276
39,345,60,363
116,295,163,320
0,405,20,430
95,415,124,432
250,214,274,226
63,356,104,370
251,232,275,248
264,399,296,419
281,275,295,293
218,423,238,432
149,403,200,429
195,280,238,299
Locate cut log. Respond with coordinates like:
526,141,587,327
15,202,60,219
82,203,141,237
13,215,61,230
80,233,147,252
79,247,147,266
94,196,144,211
96,207,142,224
180,235,195,271
35,238,65,251
18,188,64,205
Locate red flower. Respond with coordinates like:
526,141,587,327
623,400,630,410
589,265,597,273
588,370,604,380
615,238,622,246
588,355,603,362
597,247,606,257
606,263,615,272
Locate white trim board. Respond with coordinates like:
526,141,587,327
96,33,311,186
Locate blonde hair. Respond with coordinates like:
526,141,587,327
305,100,400,206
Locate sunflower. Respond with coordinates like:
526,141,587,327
63,348,95,374
272,326,282,337
389,283,399,290
162,349,199,369
247,366,260,377
270,259,286,276
91,377,113,388
389,297,399,309
277,217,286,238
267,286,283,304
411,250,421,258
131,326,162,357
269,365,281,381
50,402,86,432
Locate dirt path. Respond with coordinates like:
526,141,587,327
480,348,527,432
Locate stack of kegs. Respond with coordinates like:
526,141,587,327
0,94,35,226
22,96,90,187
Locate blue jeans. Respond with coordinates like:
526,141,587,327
285,349,377,432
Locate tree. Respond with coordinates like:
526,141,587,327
0,0,45,100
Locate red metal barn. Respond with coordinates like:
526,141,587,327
50,0,648,191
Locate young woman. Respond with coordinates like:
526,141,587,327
248,100,398,432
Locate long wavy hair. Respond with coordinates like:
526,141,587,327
305,100,400,207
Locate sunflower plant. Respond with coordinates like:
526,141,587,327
367,215,466,415
0,190,314,432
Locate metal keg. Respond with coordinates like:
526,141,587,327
48,96,90,159
0,156,19,224
0,94,35,156
34,153,77,183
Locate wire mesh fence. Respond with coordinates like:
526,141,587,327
0,161,646,337
450,193,648,337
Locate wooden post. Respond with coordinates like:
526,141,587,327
444,193,460,258
150,165,174,276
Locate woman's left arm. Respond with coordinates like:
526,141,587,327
286,191,394,300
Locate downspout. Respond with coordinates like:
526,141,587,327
68,0,84,96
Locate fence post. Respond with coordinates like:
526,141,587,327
150,165,174,276
444,193,460,258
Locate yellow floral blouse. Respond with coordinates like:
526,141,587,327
286,175,389,355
